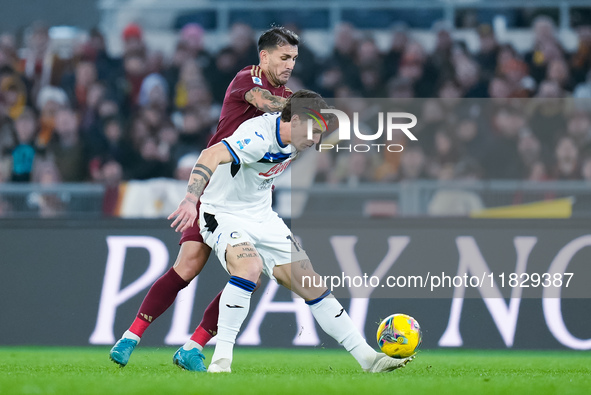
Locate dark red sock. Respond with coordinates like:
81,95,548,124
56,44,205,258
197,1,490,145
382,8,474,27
190,291,222,346
129,267,190,337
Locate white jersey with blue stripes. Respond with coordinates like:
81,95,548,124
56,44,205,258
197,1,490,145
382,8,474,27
200,112,295,221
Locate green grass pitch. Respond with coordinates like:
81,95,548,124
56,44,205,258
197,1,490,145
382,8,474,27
1,347,590,395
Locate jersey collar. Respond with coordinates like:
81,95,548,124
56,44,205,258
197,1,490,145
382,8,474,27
275,116,288,148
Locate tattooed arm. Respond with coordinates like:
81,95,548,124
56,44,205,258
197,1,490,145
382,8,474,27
244,87,287,113
168,143,233,232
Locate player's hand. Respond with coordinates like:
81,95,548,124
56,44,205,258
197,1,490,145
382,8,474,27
168,197,198,233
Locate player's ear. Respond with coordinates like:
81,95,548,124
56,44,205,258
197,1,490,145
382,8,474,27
291,114,300,124
259,49,268,64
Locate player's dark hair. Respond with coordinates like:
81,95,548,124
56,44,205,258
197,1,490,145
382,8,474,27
258,26,300,53
280,89,329,123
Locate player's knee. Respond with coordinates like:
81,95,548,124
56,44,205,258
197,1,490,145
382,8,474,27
174,242,210,279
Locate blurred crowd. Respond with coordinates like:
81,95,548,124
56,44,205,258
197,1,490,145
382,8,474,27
2,17,591,191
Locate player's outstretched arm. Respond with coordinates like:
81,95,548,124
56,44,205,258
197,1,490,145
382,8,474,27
168,143,233,232
245,86,287,113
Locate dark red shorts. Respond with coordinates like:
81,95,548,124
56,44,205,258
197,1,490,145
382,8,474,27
179,201,204,245
179,221,204,245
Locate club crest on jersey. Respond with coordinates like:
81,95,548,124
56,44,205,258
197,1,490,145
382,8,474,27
252,76,263,86
236,138,251,150
230,231,241,239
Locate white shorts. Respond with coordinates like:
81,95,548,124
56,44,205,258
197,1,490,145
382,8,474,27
199,210,309,281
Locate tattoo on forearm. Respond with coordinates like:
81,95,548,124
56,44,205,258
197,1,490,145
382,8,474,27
246,87,286,113
187,164,212,197
195,164,213,177
187,178,207,197
191,169,211,180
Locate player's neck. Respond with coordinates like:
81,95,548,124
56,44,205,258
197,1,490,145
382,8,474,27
278,120,292,144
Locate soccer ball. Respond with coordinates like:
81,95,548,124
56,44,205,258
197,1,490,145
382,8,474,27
376,313,422,358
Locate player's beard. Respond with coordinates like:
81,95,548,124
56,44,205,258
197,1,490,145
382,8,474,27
272,71,290,86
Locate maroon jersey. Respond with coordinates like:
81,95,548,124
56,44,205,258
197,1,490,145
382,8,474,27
180,65,292,245
207,65,293,148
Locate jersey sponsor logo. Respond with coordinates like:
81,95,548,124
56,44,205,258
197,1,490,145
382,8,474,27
236,138,251,149
255,131,264,140
252,76,263,86
259,159,291,177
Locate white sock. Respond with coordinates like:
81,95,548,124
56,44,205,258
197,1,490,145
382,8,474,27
122,330,141,343
182,340,203,352
309,296,377,370
210,277,254,364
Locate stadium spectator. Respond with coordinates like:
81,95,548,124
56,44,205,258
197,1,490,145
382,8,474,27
0,33,18,71
386,77,414,98
111,51,148,114
34,85,69,147
127,135,172,180
453,47,487,97
179,23,212,71
517,132,546,180
581,155,591,181
121,23,146,58
138,73,169,112
4,107,43,182
208,48,241,103
18,22,53,99
566,109,591,152
329,23,362,91
553,136,581,180
88,115,135,179
455,116,489,161
546,58,575,92
173,59,206,110
570,25,591,85
29,157,65,217
383,24,409,80
355,35,387,97
0,71,27,120
525,16,565,84
224,23,259,72
482,106,527,179
529,92,567,152
170,109,212,166
61,59,98,111
429,22,455,85
398,41,432,97
474,24,499,79
46,107,88,181
427,128,461,179
396,145,428,181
